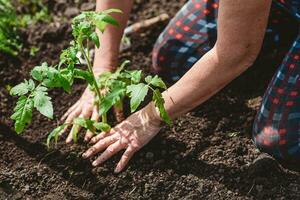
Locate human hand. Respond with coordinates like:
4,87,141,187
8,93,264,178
60,69,124,143
82,103,162,173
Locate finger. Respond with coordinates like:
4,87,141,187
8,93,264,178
92,141,125,167
114,147,136,173
82,133,119,158
64,107,82,125
84,106,99,142
89,128,116,144
61,101,81,121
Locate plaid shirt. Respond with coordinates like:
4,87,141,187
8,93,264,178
152,0,300,160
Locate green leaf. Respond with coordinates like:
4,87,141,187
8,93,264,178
47,124,66,148
71,124,81,143
10,82,29,96
127,83,149,112
102,15,119,26
33,86,53,119
30,62,48,81
31,68,43,81
145,75,167,89
73,117,94,132
74,69,93,85
58,73,71,93
129,70,142,84
10,79,35,96
99,86,126,116
94,122,111,132
11,95,34,134
95,21,107,33
90,32,100,48
152,89,171,125
73,118,111,133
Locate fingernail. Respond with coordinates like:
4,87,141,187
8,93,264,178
82,153,87,158
114,167,120,174
92,161,98,166
66,138,72,144
89,139,95,144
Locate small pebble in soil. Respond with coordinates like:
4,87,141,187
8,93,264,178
256,184,263,193
145,152,154,160
64,7,80,18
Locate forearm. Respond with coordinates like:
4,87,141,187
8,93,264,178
157,0,271,121
93,0,134,73
162,47,252,119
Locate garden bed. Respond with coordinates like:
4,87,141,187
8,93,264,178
1,0,300,199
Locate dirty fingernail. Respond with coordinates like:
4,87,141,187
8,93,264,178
114,167,120,173
82,153,88,158
92,161,98,166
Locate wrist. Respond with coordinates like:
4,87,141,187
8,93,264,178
93,66,115,76
93,52,118,76
144,102,163,127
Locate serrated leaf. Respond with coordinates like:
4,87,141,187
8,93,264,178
152,89,171,125
30,62,49,80
47,124,66,148
99,86,126,116
73,117,94,132
11,95,34,134
10,82,29,96
33,86,53,119
58,73,71,93
74,69,93,85
145,75,167,89
127,83,149,112
129,70,142,84
31,67,43,81
94,122,111,132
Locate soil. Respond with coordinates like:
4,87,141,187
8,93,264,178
1,0,300,199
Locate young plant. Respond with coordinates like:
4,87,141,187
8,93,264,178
0,0,20,56
10,10,171,148
0,0,50,56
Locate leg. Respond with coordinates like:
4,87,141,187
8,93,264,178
152,0,219,82
253,32,300,161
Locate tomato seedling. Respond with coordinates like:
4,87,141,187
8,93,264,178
10,10,171,147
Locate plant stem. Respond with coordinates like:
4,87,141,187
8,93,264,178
79,41,107,123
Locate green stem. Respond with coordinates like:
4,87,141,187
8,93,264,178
79,41,107,123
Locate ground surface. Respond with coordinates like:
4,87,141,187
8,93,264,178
1,0,300,199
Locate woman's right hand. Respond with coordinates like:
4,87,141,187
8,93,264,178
60,69,124,144
60,87,99,143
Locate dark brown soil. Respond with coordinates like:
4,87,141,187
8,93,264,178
1,0,300,199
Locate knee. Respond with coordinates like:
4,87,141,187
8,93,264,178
252,123,280,151
152,32,184,73
252,117,299,161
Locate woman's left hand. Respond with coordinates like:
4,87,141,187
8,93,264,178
82,103,162,173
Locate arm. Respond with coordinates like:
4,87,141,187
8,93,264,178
83,0,272,172
93,0,134,74
162,0,272,118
